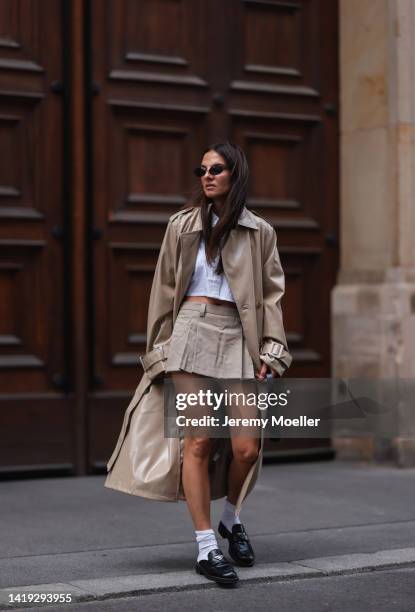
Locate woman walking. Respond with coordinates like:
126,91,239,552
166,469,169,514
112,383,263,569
105,142,292,586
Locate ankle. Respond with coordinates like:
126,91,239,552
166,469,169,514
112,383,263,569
220,499,241,532
195,528,219,562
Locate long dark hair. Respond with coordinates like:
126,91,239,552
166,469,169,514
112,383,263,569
184,142,249,274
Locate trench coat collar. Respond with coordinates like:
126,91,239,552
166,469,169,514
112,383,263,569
181,202,258,234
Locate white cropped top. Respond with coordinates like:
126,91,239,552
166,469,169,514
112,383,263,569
185,211,236,303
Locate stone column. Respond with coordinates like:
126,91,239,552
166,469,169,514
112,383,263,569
333,0,415,465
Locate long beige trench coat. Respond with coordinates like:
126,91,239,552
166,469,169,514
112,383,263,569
105,203,292,512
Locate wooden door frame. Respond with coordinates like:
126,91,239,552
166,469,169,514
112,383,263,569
69,0,89,474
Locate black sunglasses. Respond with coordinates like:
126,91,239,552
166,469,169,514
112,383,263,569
193,163,227,178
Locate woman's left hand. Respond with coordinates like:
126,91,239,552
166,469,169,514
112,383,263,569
255,362,278,380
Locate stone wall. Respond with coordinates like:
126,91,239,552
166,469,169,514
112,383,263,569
333,0,415,465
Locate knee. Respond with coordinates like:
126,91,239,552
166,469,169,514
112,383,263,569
233,442,259,465
185,437,211,461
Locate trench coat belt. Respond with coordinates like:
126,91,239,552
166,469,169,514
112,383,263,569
140,344,170,373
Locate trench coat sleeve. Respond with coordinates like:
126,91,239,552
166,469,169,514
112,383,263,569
260,223,293,376
140,219,178,381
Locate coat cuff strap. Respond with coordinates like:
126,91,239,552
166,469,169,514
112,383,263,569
260,339,285,358
259,339,293,376
140,344,170,381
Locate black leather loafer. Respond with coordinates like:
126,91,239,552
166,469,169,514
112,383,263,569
195,548,239,585
218,521,255,567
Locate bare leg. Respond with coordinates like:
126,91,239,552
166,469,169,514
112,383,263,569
182,436,212,530
227,437,259,505
168,371,212,530
225,380,260,506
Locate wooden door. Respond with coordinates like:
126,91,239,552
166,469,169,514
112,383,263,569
0,0,338,474
89,0,339,466
0,0,73,473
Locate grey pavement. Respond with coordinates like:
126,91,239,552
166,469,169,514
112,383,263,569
1,460,415,609
16,567,415,612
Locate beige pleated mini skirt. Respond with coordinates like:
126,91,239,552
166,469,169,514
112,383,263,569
165,302,255,379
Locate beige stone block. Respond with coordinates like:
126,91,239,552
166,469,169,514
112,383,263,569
357,288,380,312
400,316,415,376
341,127,395,271
380,282,412,315
331,285,358,314
334,358,380,379
394,0,415,124
344,317,381,357
397,381,415,433
338,270,387,284
340,0,389,131
396,123,415,266
379,317,404,378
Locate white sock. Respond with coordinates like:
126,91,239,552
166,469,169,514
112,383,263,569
221,499,241,533
195,528,219,562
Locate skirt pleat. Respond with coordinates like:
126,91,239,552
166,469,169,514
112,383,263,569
165,302,255,379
